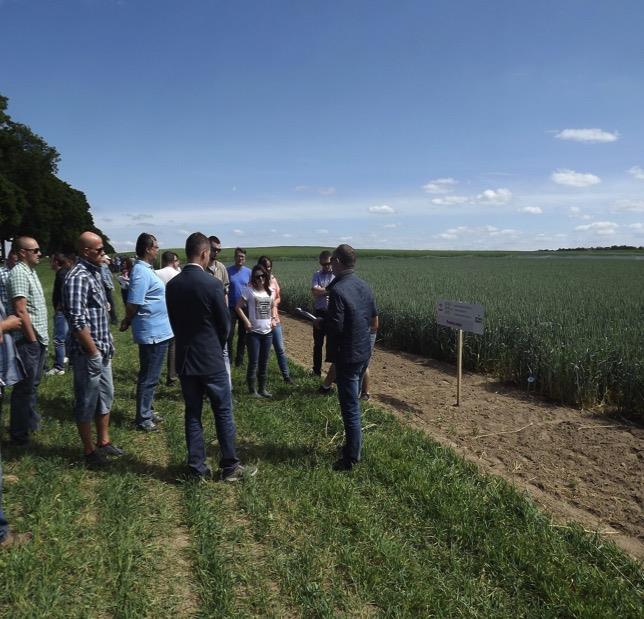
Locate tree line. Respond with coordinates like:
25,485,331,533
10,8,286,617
0,94,113,260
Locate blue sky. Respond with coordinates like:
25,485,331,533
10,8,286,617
2,0,643,251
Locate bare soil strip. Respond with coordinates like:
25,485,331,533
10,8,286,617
281,314,644,560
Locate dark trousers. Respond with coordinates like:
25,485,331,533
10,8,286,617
166,338,177,384
227,308,247,366
105,288,118,323
312,309,327,375
135,341,169,426
246,332,272,389
336,360,365,466
180,371,239,477
10,341,47,443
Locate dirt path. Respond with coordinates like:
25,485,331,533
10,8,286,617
280,314,644,560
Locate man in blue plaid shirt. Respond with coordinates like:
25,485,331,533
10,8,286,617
64,232,123,468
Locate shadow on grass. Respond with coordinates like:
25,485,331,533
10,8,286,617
212,439,322,468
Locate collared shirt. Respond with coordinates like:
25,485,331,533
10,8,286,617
63,258,114,357
155,265,181,285
127,259,173,345
0,266,12,308
7,261,49,345
101,264,114,290
311,269,335,310
207,260,230,294
226,265,251,308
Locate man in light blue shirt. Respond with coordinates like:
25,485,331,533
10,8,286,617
120,233,173,431
226,247,251,367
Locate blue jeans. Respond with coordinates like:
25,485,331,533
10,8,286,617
0,447,9,542
246,332,272,388
335,361,365,466
10,340,47,443
180,371,239,477
53,310,69,370
271,324,290,379
136,340,170,426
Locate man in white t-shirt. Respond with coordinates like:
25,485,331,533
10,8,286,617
155,251,181,384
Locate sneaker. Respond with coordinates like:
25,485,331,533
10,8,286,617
151,412,164,423
258,390,272,398
222,464,258,482
97,442,124,457
136,421,158,433
360,392,371,401
283,376,294,385
318,385,333,395
45,368,65,376
332,459,353,472
84,450,110,468
310,369,322,377
64,356,69,365
0,530,33,550
187,466,212,481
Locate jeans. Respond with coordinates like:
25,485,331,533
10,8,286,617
271,323,290,379
166,338,177,384
227,308,247,366
0,447,9,542
246,332,272,388
53,310,69,370
180,371,239,477
335,361,365,465
10,340,47,443
136,340,170,426
312,309,327,374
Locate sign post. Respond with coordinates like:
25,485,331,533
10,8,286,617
436,300,485,407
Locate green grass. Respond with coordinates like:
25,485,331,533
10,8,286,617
0,264,641,617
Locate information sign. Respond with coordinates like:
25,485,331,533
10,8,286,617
436,300,485,336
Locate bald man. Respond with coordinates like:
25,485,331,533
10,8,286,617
63,232,123,467
6,236,48,445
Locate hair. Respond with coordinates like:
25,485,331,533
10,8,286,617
257,255,272,271
161,251,178,267
208,235,221,245
185,232,210,260
250,264,272,295
121,257,134,273
333,244,356,268
52,252,75,267
318,250,332,262
135,233,157,258
234,247,246,256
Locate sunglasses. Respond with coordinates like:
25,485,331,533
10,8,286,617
85,246,105,254
211,248,221,254
23,248,42,254
320,262,331,266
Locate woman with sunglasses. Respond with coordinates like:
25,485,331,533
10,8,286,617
257,256,293,385
235,265,274,397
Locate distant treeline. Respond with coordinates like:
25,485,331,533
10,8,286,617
0,94,112,259
547,246,644,252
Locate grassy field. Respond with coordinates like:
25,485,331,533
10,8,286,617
0,264,642,617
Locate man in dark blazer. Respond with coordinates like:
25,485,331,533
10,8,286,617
166,232,256,481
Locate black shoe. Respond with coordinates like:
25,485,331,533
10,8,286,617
97,442,125,457
332,459,353,472
9,436,29,447
283,376,294,385
311,369,322,377
187,466,212,481
360,392,371,401
258,390,272,398
85,450,110,468
318,385,333,395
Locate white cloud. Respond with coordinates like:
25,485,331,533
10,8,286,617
477,188,513,204
611,199,644,213
318,186,336,196
628,223,643,231
435,225,521,241
282,233,293,238
575,221,619,235
232,229,244,236
178,229,191,235
551,169,601,187
368,205,396,214
568,206,593,220
628,166,644,180
382,223,399,229
316,228,329,234
431,195,470,206
294,185,336,195
422,177,457,194
554,128,618,143
518,206,543,214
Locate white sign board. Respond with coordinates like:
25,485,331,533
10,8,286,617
436,300,485,335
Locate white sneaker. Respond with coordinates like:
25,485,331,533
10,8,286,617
45,368,65,376
63,357,69,365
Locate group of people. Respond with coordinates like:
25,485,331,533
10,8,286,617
0,231,377,550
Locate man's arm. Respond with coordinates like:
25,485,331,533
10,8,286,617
13,297,37,342
119,265,142,331
325,290,345,337
211,280,231,347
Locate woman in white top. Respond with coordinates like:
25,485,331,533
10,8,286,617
235,265,274,397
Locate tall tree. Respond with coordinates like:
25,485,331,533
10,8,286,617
0,94,113,258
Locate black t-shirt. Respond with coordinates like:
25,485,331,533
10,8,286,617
52,266,70,310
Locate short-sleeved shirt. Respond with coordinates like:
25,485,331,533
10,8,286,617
7,261,49,345
227,265,251,308
127,260,173,345
207,261,230,294
311,269,335,311
155,266,181,285
0,266,12,308
241,287,273,334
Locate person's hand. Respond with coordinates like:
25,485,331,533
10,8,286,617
119,318,130,332
244,321,252,332
1,315,22,332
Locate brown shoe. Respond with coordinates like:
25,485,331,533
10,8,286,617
0,530,33,550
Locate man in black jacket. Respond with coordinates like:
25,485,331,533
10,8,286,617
166,232,256,481
321,244,378,471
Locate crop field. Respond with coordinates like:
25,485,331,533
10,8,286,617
0,264,642,617
269,253,644,416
